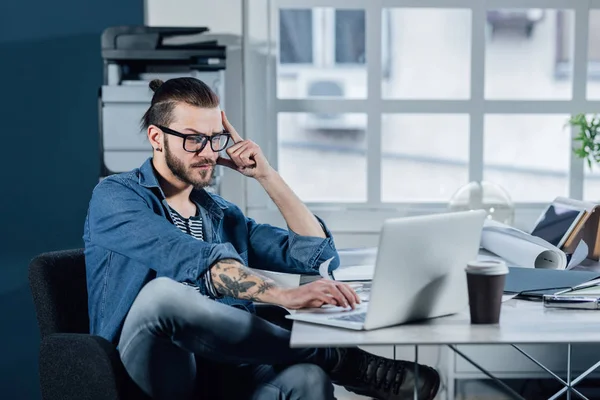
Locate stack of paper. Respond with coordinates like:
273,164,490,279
332,247,377,281
331,264,375,281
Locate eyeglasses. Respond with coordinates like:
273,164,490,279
157,125,231,153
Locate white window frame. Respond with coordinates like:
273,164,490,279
243,0,600,233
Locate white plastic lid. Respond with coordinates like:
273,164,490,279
465,259,509,275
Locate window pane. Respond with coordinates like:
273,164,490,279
584,165,600,201
278,113,367,202
279,9,313,64
483,115,570,202
278,8,366,99
581,115,600,200
485,9,573,100
381,114,469,202
382,9,471,100
335,10,365,64
587,10,600,99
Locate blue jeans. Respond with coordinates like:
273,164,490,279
118,277,338,399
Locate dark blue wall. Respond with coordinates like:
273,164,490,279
0,1,143,398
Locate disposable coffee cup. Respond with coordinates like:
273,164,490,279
465,260,509,324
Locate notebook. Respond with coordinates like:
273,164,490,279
504,266,600,299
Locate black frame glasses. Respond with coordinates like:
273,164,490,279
157,125,231,153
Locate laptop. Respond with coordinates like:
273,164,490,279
286,210,487,330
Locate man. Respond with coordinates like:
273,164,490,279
84,77,440,400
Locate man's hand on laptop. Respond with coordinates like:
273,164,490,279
279,280,361,310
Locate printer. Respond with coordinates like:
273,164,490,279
99,26,227,192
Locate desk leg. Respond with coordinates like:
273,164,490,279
547,343,589,400
414,345,419,400
571,360,600,387
512,345,568,387
413,345,419,400
567,343,572,400
450,343,596,400
507,344,589,400
448,345,526,400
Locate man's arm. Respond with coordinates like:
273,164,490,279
256,171,325,238
210,258,360,309
210,259,280,303
88,177,244,283
218,111,325,238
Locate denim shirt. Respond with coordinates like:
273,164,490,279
83,158,340,344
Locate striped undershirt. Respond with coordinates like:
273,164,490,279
167,205,221,298
170,207,204,240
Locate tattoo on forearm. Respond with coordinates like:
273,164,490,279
217,274,256,298
255,281,276,296
211,259,278,301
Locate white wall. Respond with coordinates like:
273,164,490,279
145,0,242,35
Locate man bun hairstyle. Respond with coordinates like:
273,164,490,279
149,79,164,92
141,77,220,130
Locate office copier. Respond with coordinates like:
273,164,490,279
99,26,227,191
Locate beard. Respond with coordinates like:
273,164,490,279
164,138,215,189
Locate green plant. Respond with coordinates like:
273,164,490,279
569,113,600,169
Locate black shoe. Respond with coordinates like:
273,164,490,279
331,348,440,400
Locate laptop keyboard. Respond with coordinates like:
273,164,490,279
330,312,367,323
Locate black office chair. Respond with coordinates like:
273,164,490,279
28,248,292,400
28,249,149,400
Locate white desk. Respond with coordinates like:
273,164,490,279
290,299,600,400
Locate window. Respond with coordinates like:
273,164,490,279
279,9,366,67
381,114,469,202
582,115,600,200
584,163,600,201
556,9,600,83
486,9,574,100
277,112,367,202
587,10,600,99
335,10,365,64
277,8,387,99
483,115,571,202
246,0,599,229
279,9,313,64
382,9,471,100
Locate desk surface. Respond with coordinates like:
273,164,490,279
290,300,600,347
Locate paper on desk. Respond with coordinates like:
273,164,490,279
575,277,600,288
477,249,506,264
558,286,600,296
332,264,375,281
555,277,600,296
318,257,334,280
568,240,589,269
326,248,377,281
480,219,567,270
502,294,518,302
